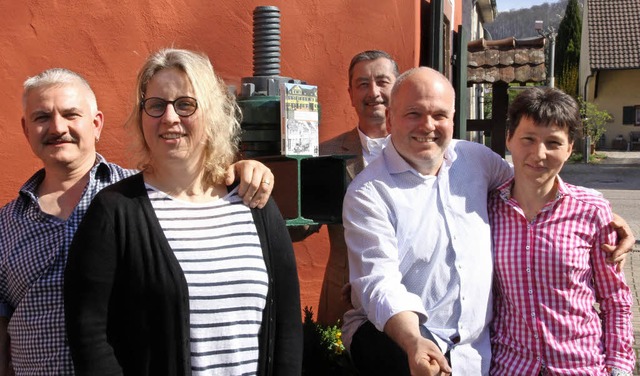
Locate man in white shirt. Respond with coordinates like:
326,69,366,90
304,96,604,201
343,66,510,375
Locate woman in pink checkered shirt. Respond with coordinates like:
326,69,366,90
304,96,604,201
488,87,635,376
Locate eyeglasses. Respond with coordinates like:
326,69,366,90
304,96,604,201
140,96,198,118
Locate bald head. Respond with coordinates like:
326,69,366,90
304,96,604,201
389,67,455,108
386,67,456,175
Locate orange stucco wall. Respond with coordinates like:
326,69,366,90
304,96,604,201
0,0,420,316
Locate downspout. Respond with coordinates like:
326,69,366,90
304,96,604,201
476,85,485,144
583,71,594,102
582,71,595,163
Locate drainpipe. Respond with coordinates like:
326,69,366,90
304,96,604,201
582,72,595,163
475,84,484,144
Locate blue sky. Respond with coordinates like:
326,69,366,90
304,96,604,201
497,0,559,12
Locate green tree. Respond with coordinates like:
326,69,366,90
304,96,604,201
557,64,579,98
579,97,611,152
555,0,582,96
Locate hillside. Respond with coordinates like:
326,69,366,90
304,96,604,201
485,0,583,40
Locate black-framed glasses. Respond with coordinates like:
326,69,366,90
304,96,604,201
140,96,198,118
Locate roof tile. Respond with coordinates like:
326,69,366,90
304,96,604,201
588,0,640,70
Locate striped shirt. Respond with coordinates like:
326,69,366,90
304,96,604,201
0,154,134,375
488,177,635,375
147,185,268,376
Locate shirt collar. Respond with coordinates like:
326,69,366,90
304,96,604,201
19,153,111,203
496,175,569,203
384,139,457,178
357,127,390,156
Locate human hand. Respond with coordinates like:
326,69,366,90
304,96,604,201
407,337,451,376
602,213,636,272
225,160,274,209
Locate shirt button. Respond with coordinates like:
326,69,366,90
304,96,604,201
525,245,530,250
526,267,531,273
531,312,536,317
534,334,538,339
528,289,533,295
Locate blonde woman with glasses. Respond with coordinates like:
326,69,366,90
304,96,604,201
64,48,302,376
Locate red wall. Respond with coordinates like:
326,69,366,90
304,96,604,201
0,0,420,315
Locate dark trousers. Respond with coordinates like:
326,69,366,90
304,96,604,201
350,321,450,376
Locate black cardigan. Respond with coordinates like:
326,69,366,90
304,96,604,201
64,173,302,376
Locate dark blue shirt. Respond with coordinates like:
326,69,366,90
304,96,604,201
0,154,134,374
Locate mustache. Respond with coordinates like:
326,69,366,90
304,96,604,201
43,135,78,144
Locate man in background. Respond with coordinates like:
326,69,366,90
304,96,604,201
304,50,400,324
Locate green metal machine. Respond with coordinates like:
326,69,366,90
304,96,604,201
237,6,348,227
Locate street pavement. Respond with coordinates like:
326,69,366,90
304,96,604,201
544,151,640,373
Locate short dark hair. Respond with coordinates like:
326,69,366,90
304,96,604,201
348,50,399,87
507,86,581,142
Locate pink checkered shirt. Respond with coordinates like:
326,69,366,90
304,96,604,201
488,177,635,375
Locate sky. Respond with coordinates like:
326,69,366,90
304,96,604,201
497,0,559,12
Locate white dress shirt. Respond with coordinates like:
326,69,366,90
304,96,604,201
356,127,390,166
342,139,512,375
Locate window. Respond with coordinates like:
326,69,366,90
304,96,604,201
623,106,636,125
636,106,640,126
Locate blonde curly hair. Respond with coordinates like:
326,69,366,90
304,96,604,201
126,48,241,186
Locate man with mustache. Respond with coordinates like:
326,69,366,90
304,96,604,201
0,68,274,375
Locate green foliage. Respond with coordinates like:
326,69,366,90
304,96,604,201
555,0,582,78
302,306,358,376
483,89,492,119
483,84,540,120
568,151,607,164
557,64,579,98
578,98,612,151
554,0,581,96
507,86,524,104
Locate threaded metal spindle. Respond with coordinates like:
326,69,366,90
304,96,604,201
252,6,281,77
